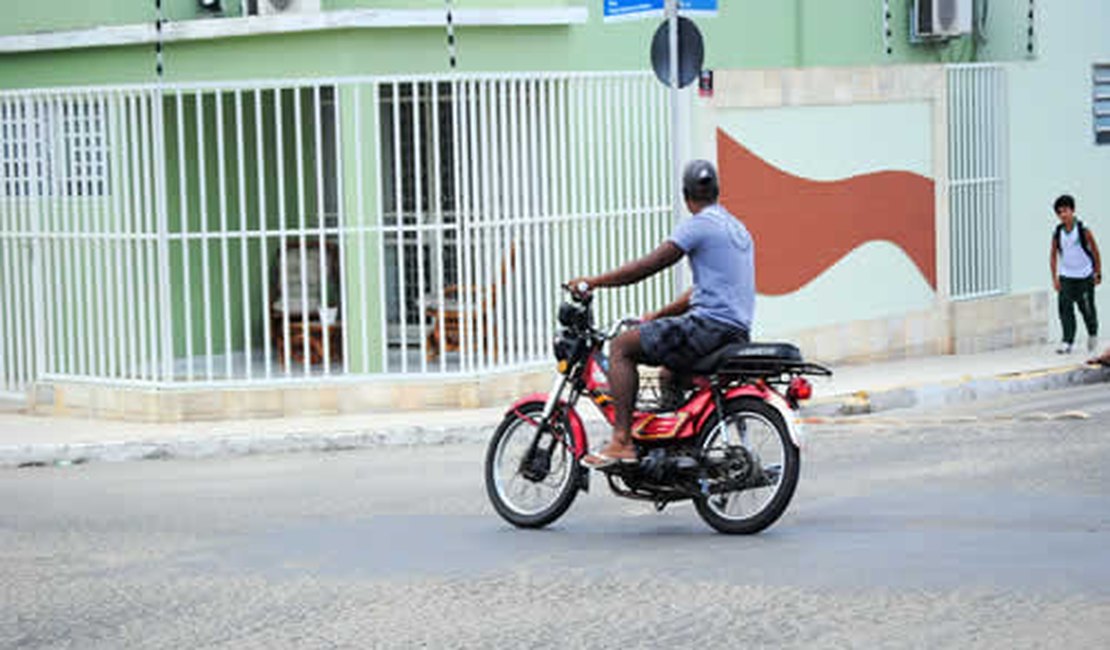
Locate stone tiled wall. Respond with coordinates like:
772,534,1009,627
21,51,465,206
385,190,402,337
33,292,1049,421
34,368,554,422
949,291,1051,355
785,291,1049,365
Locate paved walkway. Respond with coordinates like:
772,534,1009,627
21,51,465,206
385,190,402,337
1,343,1106,467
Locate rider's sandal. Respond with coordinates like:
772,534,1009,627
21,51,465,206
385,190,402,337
580,451,637,469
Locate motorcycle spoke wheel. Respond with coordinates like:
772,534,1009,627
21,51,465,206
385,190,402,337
495,429,571,514
484,403,580,528
694,397,799,535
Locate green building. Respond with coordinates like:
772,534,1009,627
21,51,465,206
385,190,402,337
1,1,1108,419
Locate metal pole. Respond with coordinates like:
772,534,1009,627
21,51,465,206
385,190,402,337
667,0,680,229
154,0,173,381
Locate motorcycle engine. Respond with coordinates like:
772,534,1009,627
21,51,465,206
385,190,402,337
640,448,701,482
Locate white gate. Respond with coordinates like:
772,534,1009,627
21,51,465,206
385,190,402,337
0,72,672,392
1,89,170,397
948,64,1009,299
0,99,41,397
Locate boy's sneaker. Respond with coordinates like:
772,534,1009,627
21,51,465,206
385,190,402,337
1056,342,1073,354
1088,336,1099,353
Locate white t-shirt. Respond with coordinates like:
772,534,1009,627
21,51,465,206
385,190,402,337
1058,222,1094,279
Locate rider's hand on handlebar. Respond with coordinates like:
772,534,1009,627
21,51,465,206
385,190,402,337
565,277,592,299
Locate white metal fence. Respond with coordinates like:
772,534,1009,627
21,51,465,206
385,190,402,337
2,91,171,396
0,72,673,394
948,63,1009,300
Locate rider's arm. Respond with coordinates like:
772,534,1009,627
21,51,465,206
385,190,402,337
645,288,693,321
577,241,684,290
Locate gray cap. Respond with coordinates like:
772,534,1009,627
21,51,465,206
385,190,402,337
682,159,719,200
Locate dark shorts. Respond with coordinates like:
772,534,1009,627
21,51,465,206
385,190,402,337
639,312,749,372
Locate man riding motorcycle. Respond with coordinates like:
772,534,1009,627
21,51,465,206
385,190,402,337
567,159,755,468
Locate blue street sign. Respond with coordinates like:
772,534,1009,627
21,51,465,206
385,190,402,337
679,0,718,12
604,0,717,22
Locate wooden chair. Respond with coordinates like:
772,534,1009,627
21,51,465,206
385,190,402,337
269,240,343,367
425,244,516,361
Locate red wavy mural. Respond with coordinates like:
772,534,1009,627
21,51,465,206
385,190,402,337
717,129,936,296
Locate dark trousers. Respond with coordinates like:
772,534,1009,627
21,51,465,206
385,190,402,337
1058,276,1098,344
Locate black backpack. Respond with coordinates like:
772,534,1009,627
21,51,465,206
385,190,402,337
1054,220,1094,262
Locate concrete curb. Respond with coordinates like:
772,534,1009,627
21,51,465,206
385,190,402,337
800,362,1110,419
3,363,1108,469
0,424,496,469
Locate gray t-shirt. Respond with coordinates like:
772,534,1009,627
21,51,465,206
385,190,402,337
669,203,755,331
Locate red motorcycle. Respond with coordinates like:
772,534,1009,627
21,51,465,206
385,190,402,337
484,286,831,534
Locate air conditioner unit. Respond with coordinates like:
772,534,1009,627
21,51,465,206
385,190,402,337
250,0,320,16
912,0,973,41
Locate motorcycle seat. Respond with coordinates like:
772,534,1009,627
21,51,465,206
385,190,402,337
689,341,803,376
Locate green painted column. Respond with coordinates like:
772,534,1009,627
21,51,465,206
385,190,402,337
338,83,385,373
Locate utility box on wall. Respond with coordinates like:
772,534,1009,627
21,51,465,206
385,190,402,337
912,0,973,41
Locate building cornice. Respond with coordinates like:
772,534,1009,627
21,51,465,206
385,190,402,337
0,7,589,54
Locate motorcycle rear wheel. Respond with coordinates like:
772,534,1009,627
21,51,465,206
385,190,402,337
693,397,799,535
484,401,581,529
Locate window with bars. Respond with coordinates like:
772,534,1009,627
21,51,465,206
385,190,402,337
1095,64,1110,145
379,81,458,225
1,102,52,198
379,82,460,331
0,100,109,198
62,101,109,196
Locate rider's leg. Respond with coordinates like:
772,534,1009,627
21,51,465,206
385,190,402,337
603,328,644,457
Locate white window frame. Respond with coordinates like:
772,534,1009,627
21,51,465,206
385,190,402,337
1,101,52,198
0,99,109,198
61,100,110,196
1095,64,1110,145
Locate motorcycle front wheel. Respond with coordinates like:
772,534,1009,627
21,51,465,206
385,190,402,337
484,401,581,529
693,397,800,535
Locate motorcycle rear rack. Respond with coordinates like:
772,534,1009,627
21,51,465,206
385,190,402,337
714,358,833,381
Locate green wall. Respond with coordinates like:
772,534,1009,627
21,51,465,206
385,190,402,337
0,0,576,38
337,84,383,373
326,0,581,9
0,0,1020,91
2,0,245,37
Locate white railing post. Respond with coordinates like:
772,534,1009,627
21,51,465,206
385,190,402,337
154,85,173,379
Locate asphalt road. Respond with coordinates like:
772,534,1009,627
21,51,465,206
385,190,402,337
2,384,1109,648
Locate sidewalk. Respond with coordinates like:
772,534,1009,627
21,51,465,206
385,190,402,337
1,343,1107,468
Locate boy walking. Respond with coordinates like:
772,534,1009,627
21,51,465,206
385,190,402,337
1050,194,1101,353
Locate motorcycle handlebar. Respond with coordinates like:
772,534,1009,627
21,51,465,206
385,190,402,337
560,284,638,338
561,282,592,304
